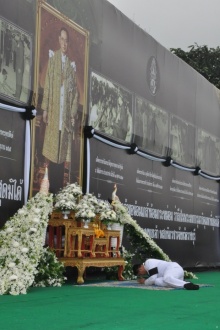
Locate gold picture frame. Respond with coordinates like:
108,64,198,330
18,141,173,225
31,0,89,196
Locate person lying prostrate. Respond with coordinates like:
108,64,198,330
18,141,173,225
133,258,199,290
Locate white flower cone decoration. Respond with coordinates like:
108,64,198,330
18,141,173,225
40,166,50,195
110,183,123,248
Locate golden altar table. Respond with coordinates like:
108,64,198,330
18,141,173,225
46,212,125,284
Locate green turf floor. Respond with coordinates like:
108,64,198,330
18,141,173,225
0,271,219,330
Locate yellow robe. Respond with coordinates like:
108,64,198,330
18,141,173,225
42,49,78,163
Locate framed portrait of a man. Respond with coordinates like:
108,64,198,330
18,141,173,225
32,1,89,195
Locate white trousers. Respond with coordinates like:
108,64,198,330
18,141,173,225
155,262,189,288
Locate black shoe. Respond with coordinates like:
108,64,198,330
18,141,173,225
184,282,199,290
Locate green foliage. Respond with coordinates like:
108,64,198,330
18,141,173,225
170,44,220,89
105,248,136,280
33,248,66,287
124,224,165,262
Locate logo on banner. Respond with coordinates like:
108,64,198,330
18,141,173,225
146,56,160,95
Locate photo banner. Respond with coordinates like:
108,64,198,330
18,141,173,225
0,0,36,106
0,108,25,227
88,137,220,268
43,0,220,268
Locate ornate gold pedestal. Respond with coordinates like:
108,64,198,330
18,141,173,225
46,212,125,284
60,257,126,284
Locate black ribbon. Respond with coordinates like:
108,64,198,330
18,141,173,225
148,267,158,276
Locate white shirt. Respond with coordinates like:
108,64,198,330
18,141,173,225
143,259,173,285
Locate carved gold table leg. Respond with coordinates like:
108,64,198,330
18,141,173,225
118,265,125,281
64,234,68,257
76,263,86,284
77,232,82,257
66,231,71,257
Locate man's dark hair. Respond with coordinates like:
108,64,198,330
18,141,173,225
59,27,69,42
133,264,142,276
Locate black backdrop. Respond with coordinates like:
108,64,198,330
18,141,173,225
0,0,220,268
0,109,25,227
87,138,220,268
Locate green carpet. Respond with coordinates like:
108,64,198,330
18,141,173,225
0,271,219,330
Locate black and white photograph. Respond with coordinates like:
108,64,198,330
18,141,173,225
89,71,133,143
197,128,220,175
0,17,32,104
169,114,195,166
134,96,169,156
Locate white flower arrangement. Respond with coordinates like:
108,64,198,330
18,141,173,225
74,194,117,224
75,195,96,220
100,209,117,222
81,193,99,209
75,204,96,220
63,182,82,197
95,200,109,214
0,192,54,295
54,182,82,211
99,201,117,224
75,193,104,220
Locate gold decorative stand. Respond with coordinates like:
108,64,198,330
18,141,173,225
46,212,126,284
59,257,125,284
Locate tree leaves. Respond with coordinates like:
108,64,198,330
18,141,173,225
171,44,220,89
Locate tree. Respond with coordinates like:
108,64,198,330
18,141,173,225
170,44,220,89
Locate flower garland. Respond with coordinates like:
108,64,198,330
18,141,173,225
111,200,196,279
99,202,117,224
75,193,117,223
112,200,170,260
0,192,54,295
